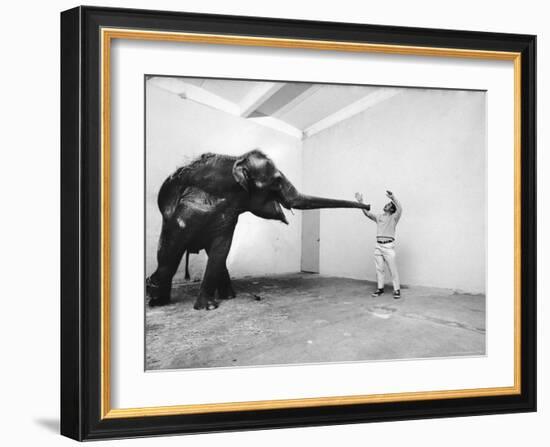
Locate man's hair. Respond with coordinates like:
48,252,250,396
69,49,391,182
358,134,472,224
387,202,397,214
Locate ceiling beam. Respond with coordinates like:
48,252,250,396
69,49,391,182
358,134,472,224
149,77,302,139
148,77,240,115
248,116,303,139
272,85,321,118
303,88,402,139
239,83,285,117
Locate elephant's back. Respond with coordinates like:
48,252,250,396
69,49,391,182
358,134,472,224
158,153,240,217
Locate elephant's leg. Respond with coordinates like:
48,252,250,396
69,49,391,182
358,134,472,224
217,265,236,300
147,222,186,307
194,234,233,310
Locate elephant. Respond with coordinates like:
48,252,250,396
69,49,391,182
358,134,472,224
146,149,370,310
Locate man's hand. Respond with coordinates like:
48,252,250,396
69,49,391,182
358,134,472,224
386,190,394,199
356,192,375,221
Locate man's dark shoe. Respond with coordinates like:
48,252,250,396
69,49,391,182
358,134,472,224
393,289,401,299
371,288,384,297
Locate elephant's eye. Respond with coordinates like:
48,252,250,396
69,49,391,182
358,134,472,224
258,178,276,190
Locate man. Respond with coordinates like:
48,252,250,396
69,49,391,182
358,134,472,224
355,190,402,299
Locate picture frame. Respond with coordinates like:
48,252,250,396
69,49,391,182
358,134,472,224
60,5,536,441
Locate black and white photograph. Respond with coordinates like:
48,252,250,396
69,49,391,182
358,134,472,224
1,0,542,442
144,76,487,371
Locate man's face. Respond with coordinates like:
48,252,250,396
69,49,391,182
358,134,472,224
383,202,394,213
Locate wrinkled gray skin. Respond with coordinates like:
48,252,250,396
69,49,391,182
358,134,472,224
146,150,371,310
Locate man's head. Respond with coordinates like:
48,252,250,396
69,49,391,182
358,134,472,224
383,202,397,214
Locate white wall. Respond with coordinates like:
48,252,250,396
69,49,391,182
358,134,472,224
146,82,303,281
2,1,545,447
303,88,486,293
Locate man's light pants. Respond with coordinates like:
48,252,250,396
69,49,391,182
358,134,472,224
374,241,400,290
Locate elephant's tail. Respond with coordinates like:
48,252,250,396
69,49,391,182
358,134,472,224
184,251,191,280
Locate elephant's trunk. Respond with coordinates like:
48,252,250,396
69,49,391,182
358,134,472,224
286,194,370,210
279,175,370,211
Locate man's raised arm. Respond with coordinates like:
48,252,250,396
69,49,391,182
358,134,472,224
387,190,402,221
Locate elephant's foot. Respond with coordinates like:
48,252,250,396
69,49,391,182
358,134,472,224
193,297,218,310
148,297,171,307
193,291,219,310
218,287,236,300
145,275,158,297
146,275,171,307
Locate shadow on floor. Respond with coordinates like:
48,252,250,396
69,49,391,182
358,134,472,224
34,418,59,433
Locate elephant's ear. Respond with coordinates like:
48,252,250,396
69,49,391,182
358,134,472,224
232,157,249,192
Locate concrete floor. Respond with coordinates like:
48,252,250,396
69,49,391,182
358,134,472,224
145,273,485,370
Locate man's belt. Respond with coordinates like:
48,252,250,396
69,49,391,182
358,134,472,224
377,238,395,244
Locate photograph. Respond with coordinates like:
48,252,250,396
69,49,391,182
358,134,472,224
58,5,537,441
144,76,487,371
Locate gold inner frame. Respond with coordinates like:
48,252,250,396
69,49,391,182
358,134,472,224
100,27,522,419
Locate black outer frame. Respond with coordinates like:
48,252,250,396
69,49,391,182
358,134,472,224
60,5,536,441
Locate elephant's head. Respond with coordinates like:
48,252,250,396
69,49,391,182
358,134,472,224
232,150,370,224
